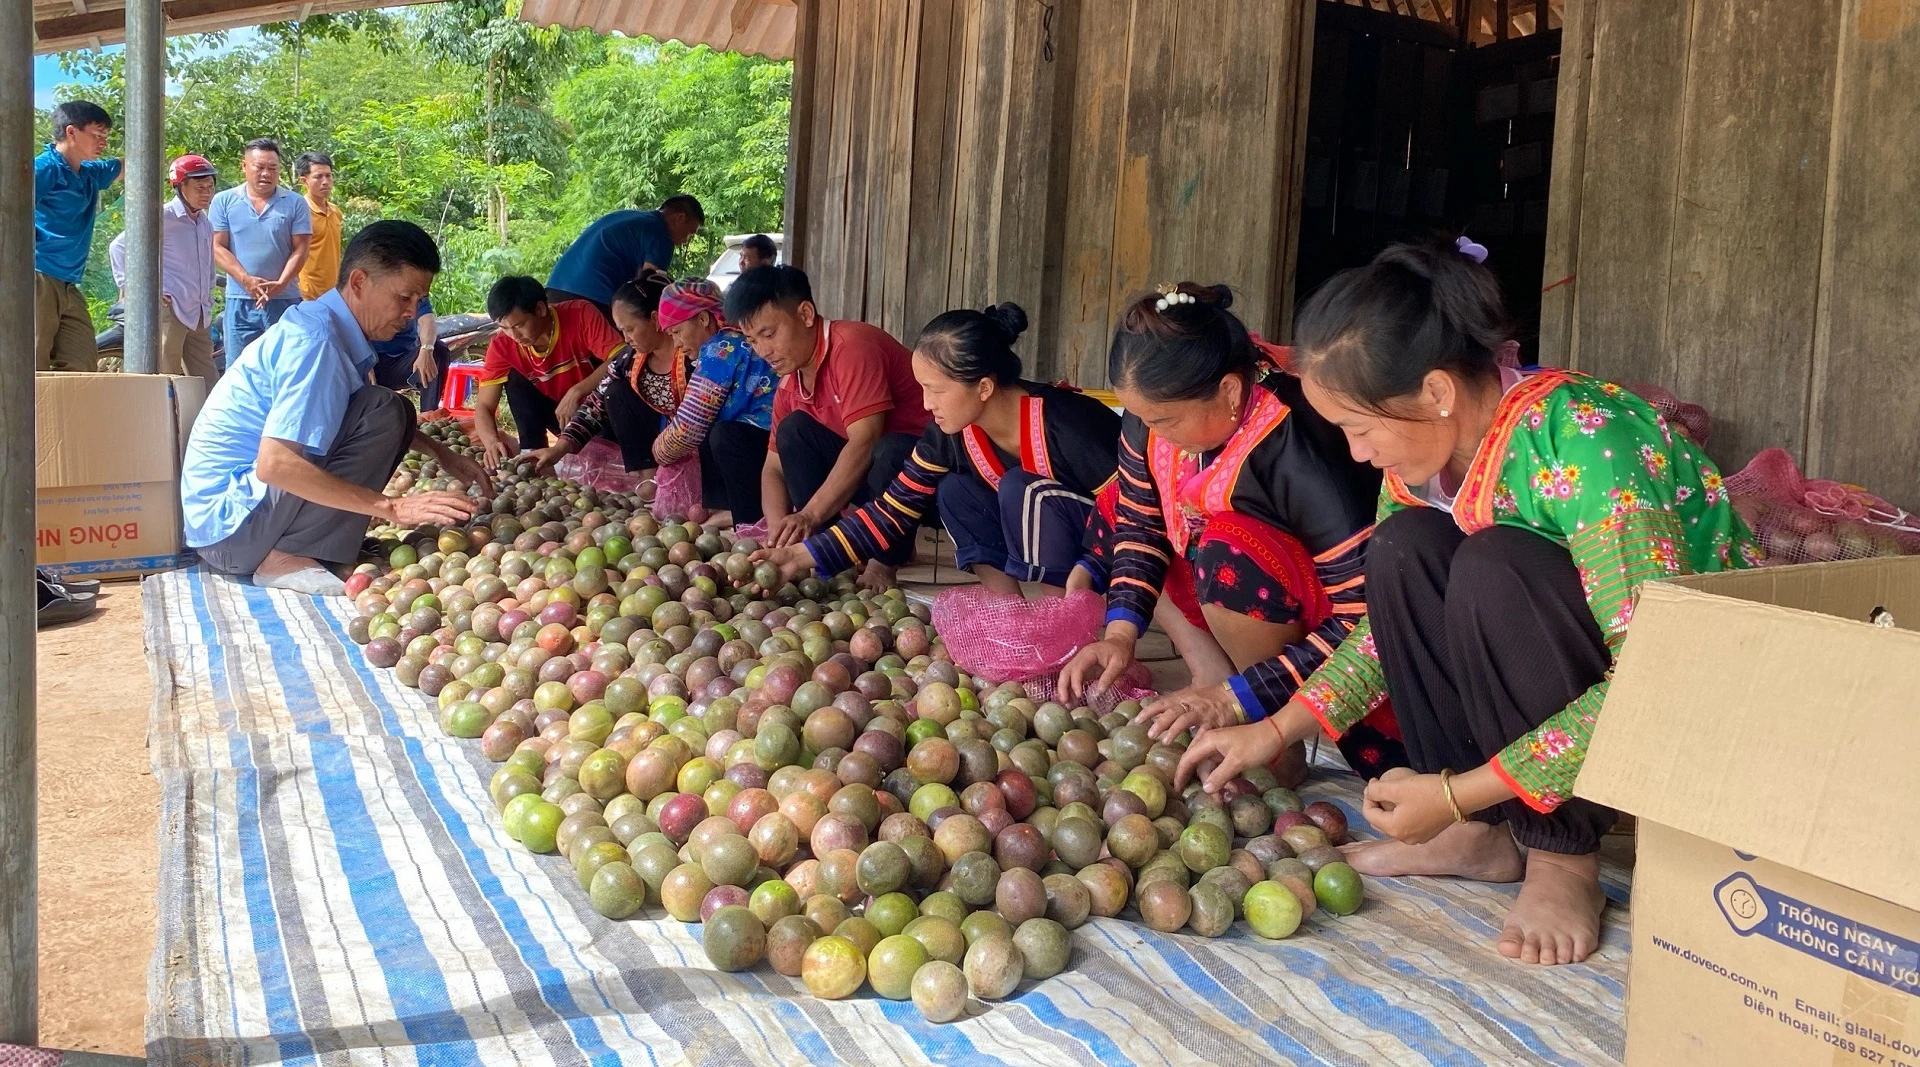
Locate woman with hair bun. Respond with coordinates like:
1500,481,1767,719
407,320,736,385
754,301,1122,594
1058,282,1404,784
1176,239,1758,966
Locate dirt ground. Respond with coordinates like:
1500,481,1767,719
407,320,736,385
36,580,156,1058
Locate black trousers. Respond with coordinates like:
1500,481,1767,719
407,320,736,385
596,373,773,524
1366,507,1617,855
706,420,771,525
775,411,919,565
502,372,564,452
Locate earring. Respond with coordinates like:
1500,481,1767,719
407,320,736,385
1439,409,1451,418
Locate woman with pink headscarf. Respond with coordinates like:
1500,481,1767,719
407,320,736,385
651,279,779,526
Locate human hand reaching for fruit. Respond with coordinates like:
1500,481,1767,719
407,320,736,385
1175,721,1287,795
1138,681,1244,742
766,510,817,547
478,432,515,471
1057,634,1136,704
748,543,816,589
387,490,477,527
529,441,574,475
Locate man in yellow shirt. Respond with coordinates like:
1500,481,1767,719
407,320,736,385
296,151,342,300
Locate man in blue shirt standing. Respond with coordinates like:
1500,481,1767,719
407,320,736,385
545,194,703,320
33,100,122,371
210,137,312,370
181,221,485,596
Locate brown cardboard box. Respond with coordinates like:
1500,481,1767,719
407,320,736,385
1579,558,1920,1066
35,372,207,580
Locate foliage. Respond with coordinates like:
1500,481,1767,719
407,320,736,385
37,4,790,325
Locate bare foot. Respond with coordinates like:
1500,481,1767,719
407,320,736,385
857,561,897,592
1341,820,1525,882
701,510,733,530
1497,850,1606,965
255,550,325,580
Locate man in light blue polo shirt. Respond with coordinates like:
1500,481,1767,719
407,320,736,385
210,137,312,370
33,99,122,371
182,221,485,596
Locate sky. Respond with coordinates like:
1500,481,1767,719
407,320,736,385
33,52,102,109
33,28,258,108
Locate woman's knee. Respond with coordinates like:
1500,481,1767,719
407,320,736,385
1368,507,1461,572
1448,525,1573,598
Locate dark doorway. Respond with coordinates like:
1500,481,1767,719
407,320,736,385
1294,0,1564,362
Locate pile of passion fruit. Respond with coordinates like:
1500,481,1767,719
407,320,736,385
349,424,1367,1022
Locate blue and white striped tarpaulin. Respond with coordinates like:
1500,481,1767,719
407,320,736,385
144,566,1630,1066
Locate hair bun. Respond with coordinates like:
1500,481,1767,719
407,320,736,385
1191,283,1233,311
982,301,1030,341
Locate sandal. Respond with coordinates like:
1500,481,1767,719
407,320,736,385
38,569,100,597
37,573,98,628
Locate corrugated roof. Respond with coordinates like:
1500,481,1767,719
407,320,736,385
519,0,794,60
32,1,437,56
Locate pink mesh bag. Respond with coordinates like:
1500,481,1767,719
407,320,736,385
553,437,643,493
932,587,1109,684
1624,381,1712,447
1727,448,1920,564
650,453,707,523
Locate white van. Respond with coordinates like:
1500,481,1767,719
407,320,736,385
708,233,785,291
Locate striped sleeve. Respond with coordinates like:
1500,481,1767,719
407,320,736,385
1228,527,1372,721
803,441,949,576
560,349,630,448
653,373,729,465
1103,418,1173,633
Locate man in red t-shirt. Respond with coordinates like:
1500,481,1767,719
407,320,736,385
727,265,927,585
475,274,624,468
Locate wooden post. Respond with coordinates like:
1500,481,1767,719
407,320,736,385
0,0,38,1046
124,0,165,374
784,0,819,271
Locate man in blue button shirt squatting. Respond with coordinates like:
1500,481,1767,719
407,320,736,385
33,100,123,372
544,193,704,323
210,137,312,371
181,220,489,597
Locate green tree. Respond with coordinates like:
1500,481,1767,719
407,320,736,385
38,10,789,322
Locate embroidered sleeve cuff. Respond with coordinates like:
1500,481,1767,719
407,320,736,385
1293,683,1346,741
1103,606,1150,632
1226,674,1265,723
1490,752,1563,814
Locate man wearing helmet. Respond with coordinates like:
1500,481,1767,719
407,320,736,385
154,154,221,380
117,154,221,380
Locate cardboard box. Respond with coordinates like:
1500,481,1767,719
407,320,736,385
35,372,206,580
1580,558,1920,1066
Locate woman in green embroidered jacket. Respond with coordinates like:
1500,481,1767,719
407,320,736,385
1178,238,1760,966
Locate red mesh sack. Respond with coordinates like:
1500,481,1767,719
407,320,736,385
651,453,707,523
1624,381,1712,447
932,587,1109,684
1020,663,1157,716
1727,448,1920,564
553,437,643,493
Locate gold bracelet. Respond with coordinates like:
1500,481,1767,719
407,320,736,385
1439,768,1467,824
1221,681,1246,725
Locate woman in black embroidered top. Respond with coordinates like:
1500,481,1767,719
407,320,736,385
754,302,1122,595
1059,283,1407,782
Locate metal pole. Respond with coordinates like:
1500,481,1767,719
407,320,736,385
124,0,165,375
0,0,38,1047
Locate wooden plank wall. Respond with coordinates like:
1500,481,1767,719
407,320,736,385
1544,0,1920,508
787,0,1316,386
